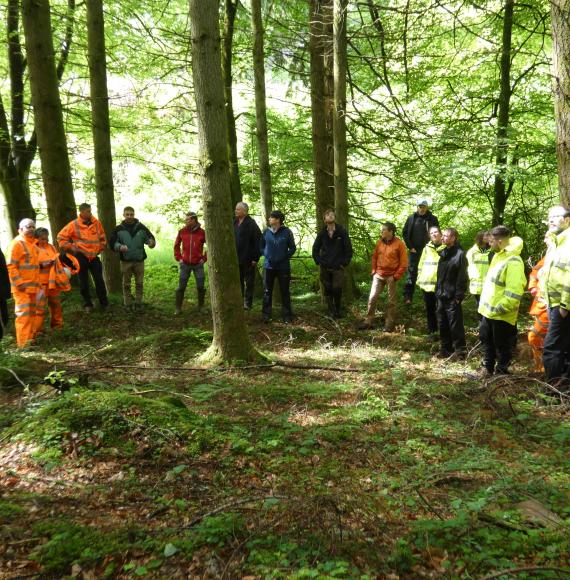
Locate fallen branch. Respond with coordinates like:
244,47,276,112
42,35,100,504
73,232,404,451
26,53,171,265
0,366,28,390
483,565,570,579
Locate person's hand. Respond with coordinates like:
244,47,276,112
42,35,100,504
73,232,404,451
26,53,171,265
560,307,568,318
410,248,417,253
148,238,156,249
119,245,128,253
251,261,257,267
178,259,184,265
37,289,44,301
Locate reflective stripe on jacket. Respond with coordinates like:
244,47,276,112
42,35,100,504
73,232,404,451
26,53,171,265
48,253,80,295
540,227,570,309
466,244,490,295
57,217,107,260
37,242,59,286
416,241,443,292
7,235,40,294
478,236,526,325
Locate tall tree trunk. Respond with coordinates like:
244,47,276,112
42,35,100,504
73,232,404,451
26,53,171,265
86,0,121,293
309,0,335,230
251,0,272,225
21,0,76,238
222,0,242,207
188,0,258,364
493,0,514,225
551,0,570,207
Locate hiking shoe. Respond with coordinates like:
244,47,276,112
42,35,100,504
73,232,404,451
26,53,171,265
436,350,453,359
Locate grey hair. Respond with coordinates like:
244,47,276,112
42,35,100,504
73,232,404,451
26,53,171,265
236,201,249,213
18,218,35,229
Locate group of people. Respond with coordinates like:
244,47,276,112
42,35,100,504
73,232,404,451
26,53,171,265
2,198,569,392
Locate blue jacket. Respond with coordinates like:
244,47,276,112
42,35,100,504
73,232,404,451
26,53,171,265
260,226,296,270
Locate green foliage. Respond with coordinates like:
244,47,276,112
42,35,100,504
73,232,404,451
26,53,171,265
0,500,25,520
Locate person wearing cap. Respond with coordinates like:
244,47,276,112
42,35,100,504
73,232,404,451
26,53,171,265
260,210,296,323
540,205,570,389
233,202,262,310
402,199,439,304
57,203,108,313
174,211,207,314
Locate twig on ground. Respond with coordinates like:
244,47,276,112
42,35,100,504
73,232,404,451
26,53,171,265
416,489,445,520
483,565,570,579
0,366,28,390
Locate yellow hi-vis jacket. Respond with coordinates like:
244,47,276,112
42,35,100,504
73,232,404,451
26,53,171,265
540,227,570,309
416,241,443,292
466,244,491,295
478,236,526,326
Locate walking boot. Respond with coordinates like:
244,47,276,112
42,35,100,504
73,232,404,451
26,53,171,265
175,290,184,315
197,288,206,310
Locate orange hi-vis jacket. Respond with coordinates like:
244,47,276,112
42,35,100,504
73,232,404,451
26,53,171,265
371,236,408,280
37,242,58,286
57,216,107,260
528,258,549,348
48,253,80,294
7,235,40,294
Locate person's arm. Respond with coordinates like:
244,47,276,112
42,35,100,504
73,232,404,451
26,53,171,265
142,225,156,248
559,258,570,316
109,227,121,252
402,216,412,250
250,221,262,263
312,231,322,265
496,260,526,314
56,222,75,252
370,241,379,275
343,230,353,267
456,252,469,301
394,241,409,280
174,232,182,262
287,229,296,258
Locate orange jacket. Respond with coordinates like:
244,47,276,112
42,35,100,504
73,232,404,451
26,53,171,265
371,236,408,280
57,216,107,260
7,235,40,295
48,253,80,295
37,242,59,286
528,258,547,318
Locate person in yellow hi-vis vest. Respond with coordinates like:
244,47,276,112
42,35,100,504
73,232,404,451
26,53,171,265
466,230,491,317
416,225,443,338
478,226,526,376
6,219,40,348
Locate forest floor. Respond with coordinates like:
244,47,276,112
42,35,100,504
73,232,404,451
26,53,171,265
0,258,568,579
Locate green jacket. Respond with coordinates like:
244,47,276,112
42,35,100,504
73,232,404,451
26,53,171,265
416,241,443,292
478,236,526,326
466,244,491,295
109,220,154,262
541,227,570,309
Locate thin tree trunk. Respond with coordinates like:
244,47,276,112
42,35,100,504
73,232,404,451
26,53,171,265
310,0,335,230
222,0,242,207
188,0,259,364
86,0,121,293
21,0,76,238
251,0,272,225
551,0,570,207
493,0,514,225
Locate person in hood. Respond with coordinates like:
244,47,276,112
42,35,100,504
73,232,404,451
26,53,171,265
109,206,156,311
312,209,353,318
478,226,526,376
234,202,262,310
260,210,296,324
402,199,439,304
174,211,207,314
540,205,570,390
435,228,468,358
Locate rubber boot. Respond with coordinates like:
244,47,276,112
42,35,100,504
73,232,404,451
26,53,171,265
175,289,184,315
197,288,206,310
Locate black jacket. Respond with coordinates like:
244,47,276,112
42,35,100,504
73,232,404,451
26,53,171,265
234,215,262,264
402,211,439,251
0,248,10,300
435,243,468,302
312,224,353,270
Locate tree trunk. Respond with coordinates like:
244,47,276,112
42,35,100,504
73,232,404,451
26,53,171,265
309,0,335,230
551,0,570,207
21,0,76,238
251,0,272,225
86,0,121,293
222,0,242,207
188,0,259,364
492,0,514,225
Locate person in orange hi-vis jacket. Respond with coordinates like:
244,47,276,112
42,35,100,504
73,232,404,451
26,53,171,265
57,202,108,313
6,218,40,348
34,228,79,334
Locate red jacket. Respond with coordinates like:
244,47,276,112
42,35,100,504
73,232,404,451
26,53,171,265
174,225,206,265
371,236,408,280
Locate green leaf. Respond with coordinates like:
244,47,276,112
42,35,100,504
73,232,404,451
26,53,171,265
164,543,179,558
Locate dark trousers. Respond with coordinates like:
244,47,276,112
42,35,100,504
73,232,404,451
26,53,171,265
543,306,570,384
479,316,517,374
404,250,422,300
262,269,292,321
473,294,482,320
423,290,438,333
0,299,8,339
77,254,108,307
320,266,344,315
239,262,256,308
437,297,466,354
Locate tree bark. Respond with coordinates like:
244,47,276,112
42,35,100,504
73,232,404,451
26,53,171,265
188,0,259,364
309,0,335,230
551,0,570,207
493,0,515,225
21,0,76,238
86,0,121,293
222,0,242,207
251,0,272,226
